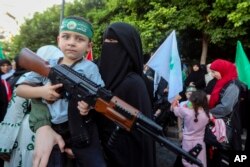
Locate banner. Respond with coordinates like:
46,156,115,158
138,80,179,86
147,30,183,102
86,47,93,61
235,40,250,89
0,43,6,59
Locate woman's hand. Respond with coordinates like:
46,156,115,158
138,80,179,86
33,125,65,167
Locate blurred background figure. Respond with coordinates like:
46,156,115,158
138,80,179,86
0,74,9,122
6,55,28,92
184,62,206,91
205,64,213,86
0,59,14,80
0,45,63,167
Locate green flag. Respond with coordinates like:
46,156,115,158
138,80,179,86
235,40,250,89
0,42,6,59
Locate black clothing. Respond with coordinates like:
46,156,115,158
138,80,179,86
244,90,250,158
205,78,217,95
99,23,143,91
143,67,155,102
155,77,168,98
184,64,206,90
7,56,28,90
7,69,27,91
0,76,8,122
98,22,155,167
97,73,155,167
0,74,8,167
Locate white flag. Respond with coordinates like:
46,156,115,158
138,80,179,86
147,30,183,102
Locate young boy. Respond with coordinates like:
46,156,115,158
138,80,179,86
16,16,106,167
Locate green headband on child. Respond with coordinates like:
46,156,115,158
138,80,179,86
60,18,93,39
186,86,197,92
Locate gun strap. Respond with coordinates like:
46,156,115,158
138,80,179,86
67,99,91,148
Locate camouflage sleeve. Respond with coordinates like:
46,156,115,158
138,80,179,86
29,99,51,132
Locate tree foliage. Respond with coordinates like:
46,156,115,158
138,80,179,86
4,0,250,62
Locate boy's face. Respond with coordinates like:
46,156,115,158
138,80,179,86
57,31,91,61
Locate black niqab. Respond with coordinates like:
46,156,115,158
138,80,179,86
97,22,155,167
99,22,143,90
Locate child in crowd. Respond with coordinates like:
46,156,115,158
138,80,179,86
0,59,13,80
179,86,197,107
177,86,197,140
16,16,106,167
171,90,210,167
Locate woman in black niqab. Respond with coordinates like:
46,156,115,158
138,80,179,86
184,63,206,90
99,22,143,90
97,22,155,167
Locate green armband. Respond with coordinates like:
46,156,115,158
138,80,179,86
29,99,51,132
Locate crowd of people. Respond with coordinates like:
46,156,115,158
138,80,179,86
0,15,249,167
150,59,249,167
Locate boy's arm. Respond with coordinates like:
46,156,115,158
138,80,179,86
16,84,46,99
29,99,52,132
16,83,63,101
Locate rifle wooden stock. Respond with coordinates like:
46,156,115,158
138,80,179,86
95,96,138,131
18,48,51,77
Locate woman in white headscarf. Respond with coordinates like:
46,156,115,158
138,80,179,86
0,45,63,167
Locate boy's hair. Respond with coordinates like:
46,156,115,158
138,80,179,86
189,90,209,122
60,16,93,39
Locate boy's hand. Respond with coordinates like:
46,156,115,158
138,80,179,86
33,125,65,167
41,83,63,102
78,100,91,116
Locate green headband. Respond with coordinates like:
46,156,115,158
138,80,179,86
186,86,197,92
60,18,93,39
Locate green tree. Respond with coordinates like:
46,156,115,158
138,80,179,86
89,0,250,63
9,5,61,56
138,0,250,63
7,0,250,63
228,1,250,45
